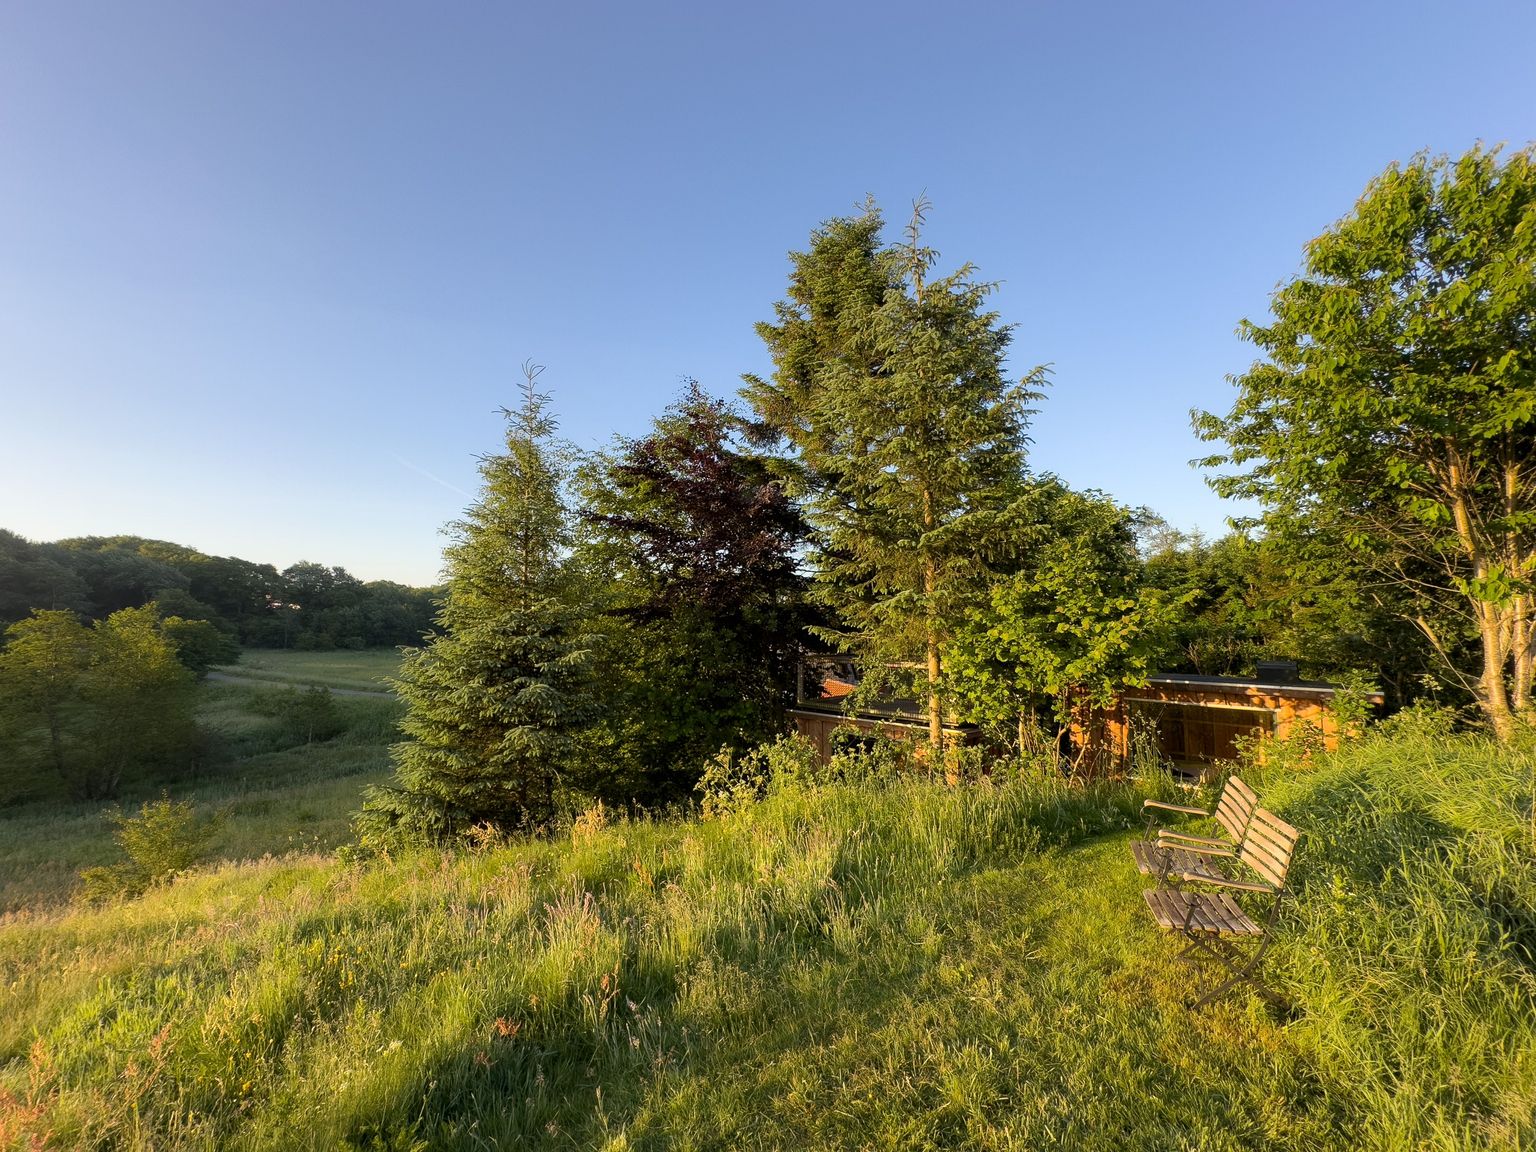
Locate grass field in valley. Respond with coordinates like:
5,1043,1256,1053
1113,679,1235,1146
1,689,1533,1151
0,676,399,913
212,648,404,693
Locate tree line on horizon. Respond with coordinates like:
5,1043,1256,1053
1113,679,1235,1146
362,143,1536,841
0,530,439,653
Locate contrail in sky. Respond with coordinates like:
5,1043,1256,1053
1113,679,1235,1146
390,453,474,499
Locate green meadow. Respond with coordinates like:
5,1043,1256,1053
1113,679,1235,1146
0,680,398,913
1,665,1532,1150
211,649,405,694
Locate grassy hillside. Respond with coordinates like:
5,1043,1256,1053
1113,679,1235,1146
1,723,1532,1150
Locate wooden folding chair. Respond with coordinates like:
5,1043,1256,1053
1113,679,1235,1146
1142,805,1301,1007
1129,774,1257,886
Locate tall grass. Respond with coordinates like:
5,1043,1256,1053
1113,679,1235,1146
0,773,1169,1150
1,730,1532,1150
1257,729,1536,1151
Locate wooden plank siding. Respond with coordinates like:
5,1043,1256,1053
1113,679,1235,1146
1079,675,1383,772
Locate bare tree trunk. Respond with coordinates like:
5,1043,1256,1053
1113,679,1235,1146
921,487,943,755
1448,457,1522,741
1502,456,1533,718
925,560,943,754
1511,590,1533,716
1478,607,1517,742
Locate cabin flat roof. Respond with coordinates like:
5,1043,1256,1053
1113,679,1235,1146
1142,672,1384,701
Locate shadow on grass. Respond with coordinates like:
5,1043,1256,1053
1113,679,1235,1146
330,840,1348,1152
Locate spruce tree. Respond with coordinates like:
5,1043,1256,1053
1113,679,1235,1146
748,201,1046,750
361,364,595,839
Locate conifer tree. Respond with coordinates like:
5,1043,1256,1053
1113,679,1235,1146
749,201,1046,749
361,364,595,839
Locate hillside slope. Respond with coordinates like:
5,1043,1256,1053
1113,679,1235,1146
1,733,1532,1151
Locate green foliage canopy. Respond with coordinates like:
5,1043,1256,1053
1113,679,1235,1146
949,483,1186,750
1197,145,1536,738
576,384,809,802
748,200,1046,747
0,605,198,799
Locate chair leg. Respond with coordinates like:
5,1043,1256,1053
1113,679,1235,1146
1192,966,1254,1009
1192,933,1274,1008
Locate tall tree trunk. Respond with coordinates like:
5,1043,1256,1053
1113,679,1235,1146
1449,467,1522,741
1478,607,1517,742
1512,590,1533,717
921,486,943,754
924,555,942,754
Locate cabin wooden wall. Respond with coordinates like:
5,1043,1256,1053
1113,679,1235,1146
1085,683,1341,768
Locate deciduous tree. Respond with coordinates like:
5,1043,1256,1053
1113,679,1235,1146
0,606,196,799
1196,145,1536,739
949,482,1183,761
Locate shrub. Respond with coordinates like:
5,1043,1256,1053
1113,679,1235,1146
940,743,989,783
78,796,224,901
249,685,349,745
1372,699,1461,742
824,729,911,783
159,615,241,676
287,685,345,744
697,734,820,817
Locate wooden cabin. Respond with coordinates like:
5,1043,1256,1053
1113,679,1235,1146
1083,664,1384,774
791,657,1377,775
789,657,978,762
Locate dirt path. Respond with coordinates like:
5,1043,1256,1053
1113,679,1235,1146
205,671,396,699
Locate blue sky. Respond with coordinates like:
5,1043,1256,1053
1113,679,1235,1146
3,1,1532,586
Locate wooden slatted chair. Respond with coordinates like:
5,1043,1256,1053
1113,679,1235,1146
1142,805,1301,1007
1130,775,1257,885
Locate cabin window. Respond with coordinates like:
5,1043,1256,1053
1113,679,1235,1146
1125,700,1275,766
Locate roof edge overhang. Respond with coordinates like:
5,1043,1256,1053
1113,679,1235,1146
1140,674,1386,704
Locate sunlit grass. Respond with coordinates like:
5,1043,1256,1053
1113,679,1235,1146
0,726,1531,1150
213,648,405,693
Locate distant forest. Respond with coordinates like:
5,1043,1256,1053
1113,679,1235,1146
0,529,439,652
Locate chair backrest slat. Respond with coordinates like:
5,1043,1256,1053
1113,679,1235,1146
1245,813,1299,860
1240,842,1291,888
1237,806,1300,889
1245,821,1296,860
1213,775,1258,843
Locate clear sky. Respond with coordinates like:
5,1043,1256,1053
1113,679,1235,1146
2,1,1532,586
